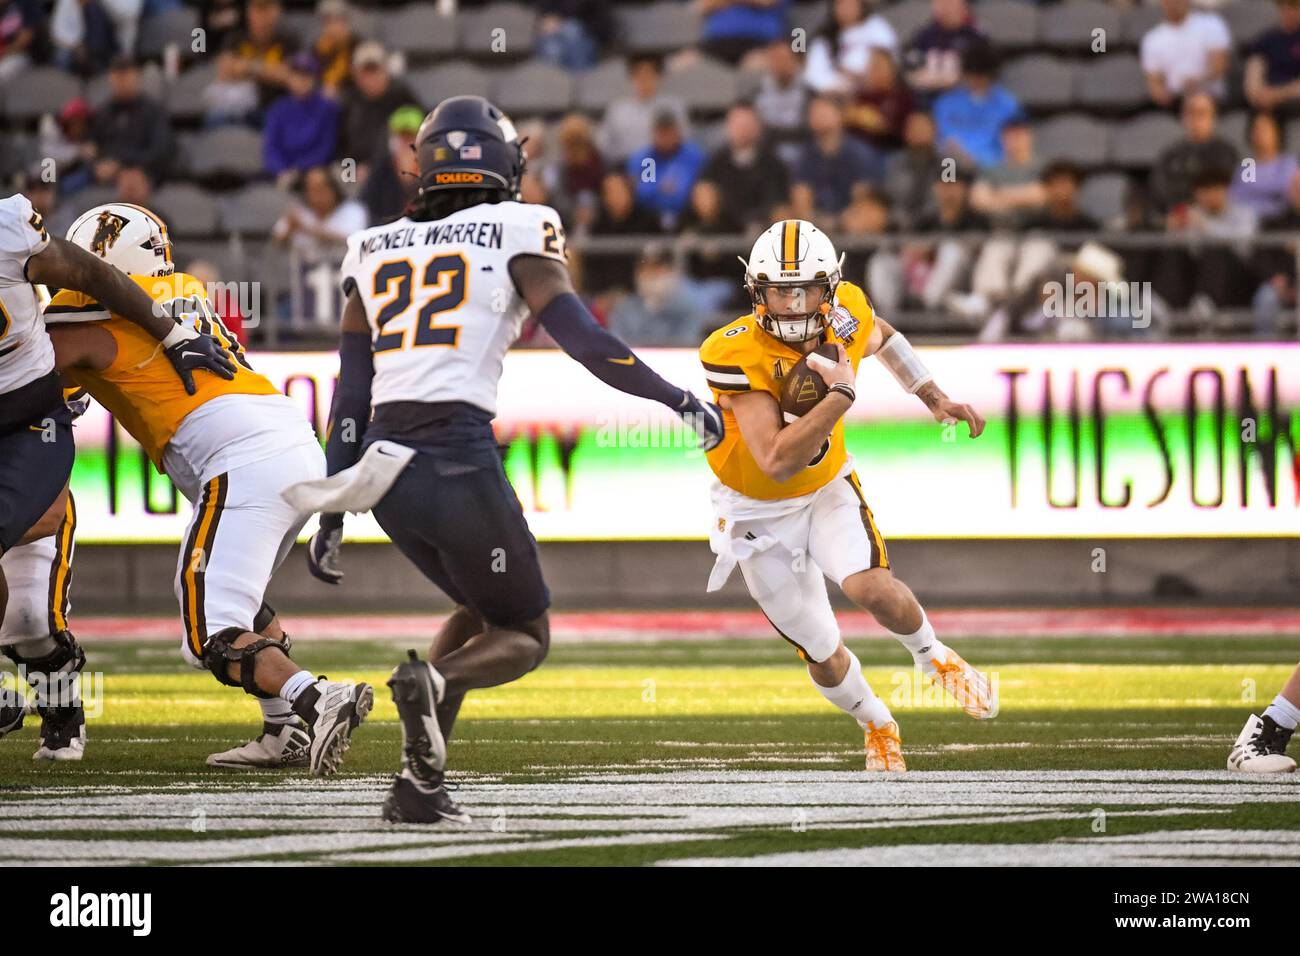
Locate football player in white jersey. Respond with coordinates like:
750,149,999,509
0,194,235,760
292,96,723,823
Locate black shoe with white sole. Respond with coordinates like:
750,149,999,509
387,650,447,780
34,702,85,761
381,770,471,824
0,685,29,738
292,678,373,776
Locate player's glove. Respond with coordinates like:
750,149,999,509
306,513,345,585
678,391,725,452
161,323,237,396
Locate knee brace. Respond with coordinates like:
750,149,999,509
201,627,292,698
2,629,85,707
253,601,278,634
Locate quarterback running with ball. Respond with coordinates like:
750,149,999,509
700,219,996,770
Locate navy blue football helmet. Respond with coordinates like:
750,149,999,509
414,96,525,200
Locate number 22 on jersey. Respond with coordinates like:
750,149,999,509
371,253,467,353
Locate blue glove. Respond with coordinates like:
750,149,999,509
679,392,725,452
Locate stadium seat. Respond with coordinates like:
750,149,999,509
1078,171,1128,224
1109,111,1183,167
379,4,457,58
187,127,266,181
71,184,117,214
1034,113,1111,169
136,5,200,61
220,183,290,236
975,1,1040,49
153,183,220,239
1285,117,1300,155
1119,3,1163,46
458,2,537,57
573,58,632,111
1222,0,1277,46
3,68,81,122
661,58,739,114
1219,110,1250,152
173,238,236,278
85,66,164,110
1001,54,1075,111
616,1,701,53
407,62,492,106
166,62,218,122
490,62,573,114
790,2,829,38
882,0,932,44
1040,0,1120,50
1075,53,1146,111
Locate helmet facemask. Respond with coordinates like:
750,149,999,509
746,272,839,344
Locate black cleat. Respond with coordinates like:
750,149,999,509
0,685,30,738
381,770,471,825
387,650,447,778
34,702,85,761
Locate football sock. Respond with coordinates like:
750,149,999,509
259,696,297,726
278,669,316,705
892,609,943,670
427,661,446,704
813,650,892,729
1264,694,1300,731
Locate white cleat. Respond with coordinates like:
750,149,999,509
293,678,374,776
207,722,310,769
925,646,999,719
1228,714,1296,774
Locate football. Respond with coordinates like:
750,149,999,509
779,342,840,423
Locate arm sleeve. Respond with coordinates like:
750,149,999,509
536,292,686,409
324,330,375,476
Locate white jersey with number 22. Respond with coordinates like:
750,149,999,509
338,200,567,416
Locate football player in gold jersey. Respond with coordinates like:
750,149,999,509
701,219,996,770
37,202,372,774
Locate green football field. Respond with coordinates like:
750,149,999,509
1,632,1297,866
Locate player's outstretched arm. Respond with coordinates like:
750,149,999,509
729,344,854,484
867,316,985,438
27,237,236,395
508,254,723,450
307,290,375,586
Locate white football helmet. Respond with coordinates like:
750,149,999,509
739,219,844,344
65,202,174,277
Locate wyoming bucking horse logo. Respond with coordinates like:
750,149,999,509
90,210,130,258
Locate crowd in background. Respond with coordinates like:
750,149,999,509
5,0,1300,344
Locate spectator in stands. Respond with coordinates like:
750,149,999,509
598,54,691,164
843,47,914,151
804,0,898,94
186,259,246,344
683,180,747,311
582,171,663,294
91,55,173,185
932,40,1022,169
883,109,941,229
203,47,261,127
535,0,614,71
359,105,420,225
1140,0,1231,107
1245,0,1300,116
698,102,789,233
1229,112,1300,223
201,0,244,56
225,0,299,108
1157,168,1259,311
16,166,78,240
273,164,366,267
336,42,421,181
544,114,605,224
115,165,153,207
41,97,96,194
790,95,884,225
313,0,357,95
904,0,986,96
1022,161,1096,232
970,119,1044,224
264,52,339,183
50,0,122,77
698,0,791,67
868,164,988,316
752,38,808,165
627,111,707,230
1149,91,1238,213
0,0,42,82
608,242,708,346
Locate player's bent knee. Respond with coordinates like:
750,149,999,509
517,612,550,671
201,627,293,698
842,567,899,614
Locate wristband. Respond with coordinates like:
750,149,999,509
828,382,856,404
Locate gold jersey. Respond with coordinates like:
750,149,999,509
47,272,278,469
700,280,876,500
